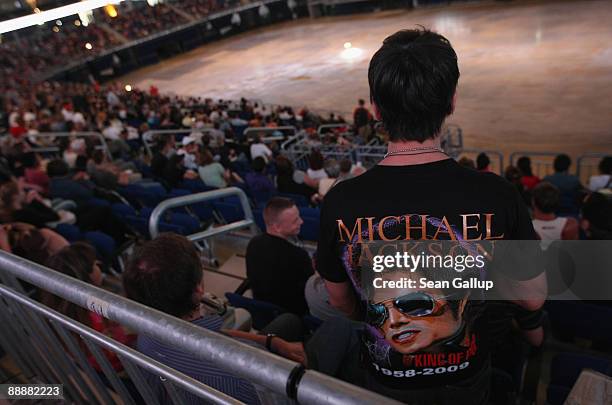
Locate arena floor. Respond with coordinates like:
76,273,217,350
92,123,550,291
120,0,612,156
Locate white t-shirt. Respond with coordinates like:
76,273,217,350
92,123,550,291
589,174,611,191
250,143,272,161
307,168,328,182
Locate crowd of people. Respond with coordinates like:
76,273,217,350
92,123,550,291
1,25,612,405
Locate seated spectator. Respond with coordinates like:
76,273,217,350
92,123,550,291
44,242,136,372
517,156,540,190
21,152,49,194
246,198,313,315
581,192,612,240
458,156,476,170
588,155,612,192
163,153,199,189
2,222,68,264
306,151,328,182
505,165,529,206
476,152,491,172
47,159,95,206
317,159,340,198
180,135,199,171
543,154,585,214
87,150,130,190
304,274,345,321
198,149,229,188
275,156,317,200
245,157,275,195
531,182,578,248
123,233,302,404
150,135,176,180
249,134,273,163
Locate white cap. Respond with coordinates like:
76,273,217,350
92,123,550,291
182,135,196,146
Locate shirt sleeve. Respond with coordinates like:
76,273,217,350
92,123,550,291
315,190,349,283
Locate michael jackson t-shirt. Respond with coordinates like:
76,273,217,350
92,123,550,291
316,158,540,390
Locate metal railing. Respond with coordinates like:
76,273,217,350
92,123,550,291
142,128,217,157
28,132,111,159
317,123,352,135
576,152,609,186
149,187,257,240
243,126,298,141
0,251,399,405
509,151,565,180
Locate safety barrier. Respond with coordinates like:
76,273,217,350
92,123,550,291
142,128,217,157
317,123,352,135
149,187,257,240
243,126,298,142
509,151,565,180
27,132,111,159
576,152,609,186
0,251,400,405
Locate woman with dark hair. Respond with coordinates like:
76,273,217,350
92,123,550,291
275,156,318,200
44,242,136,372
306,150,328,182
516,156,540,190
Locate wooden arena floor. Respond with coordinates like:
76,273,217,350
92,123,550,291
120,0,612,156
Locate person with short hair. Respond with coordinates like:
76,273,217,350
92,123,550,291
581,192,612,240
245,156,275,196
249,133,273,163
246,197,313,315
316,28,546,403
123,233,301,404
476,152,491,172
517,156,540,190
198,149,228,188
543,154,584,214
531,182,579,248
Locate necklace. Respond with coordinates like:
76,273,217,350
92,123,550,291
383,146,445,159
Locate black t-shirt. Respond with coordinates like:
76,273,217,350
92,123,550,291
316,159,539,390
246,233,314,316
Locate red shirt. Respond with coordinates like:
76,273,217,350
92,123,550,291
24,168,50,194
521,175,540,190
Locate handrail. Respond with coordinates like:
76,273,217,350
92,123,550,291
576,152,609,178
27,132,111,159
0,251,400,405
317,123,351,135
508,151,565,166
243,126,297,140
0,283,242,405
149,187,257,239
142,128,217,157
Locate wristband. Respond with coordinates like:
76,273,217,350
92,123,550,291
265,333,278,352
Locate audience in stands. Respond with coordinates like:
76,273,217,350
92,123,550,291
246,198,313,315
588,156,612,192
306,150,328,182
245,157,275,198
458,156,476,169
543,154,585,215
274,156,318,200
249,134,273,163
531,182,579,248
517,156,540,190
353,98,373,141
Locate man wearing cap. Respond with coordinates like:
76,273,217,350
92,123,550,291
180,135,199,170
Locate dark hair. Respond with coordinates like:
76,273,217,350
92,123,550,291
43,242,97,324
532,182,560,213
47,159,70,177
599,156,612,175
75,155,88,171
275,156,294,176
309,150,324,171
358,99,365,106
504,165,521,183
582,192,612,237
263,197,295,226
476,153,490,171
339,159,352,174
517,156,533,177
457,157,475,170
123,233,202,318
200,149,214,166
20,152,39,169
368,28,459,142
251,156,266,173
553,154,571,173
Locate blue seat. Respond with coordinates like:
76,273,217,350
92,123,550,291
169,213,200,235
547,353,612,405
225,293,286,330
55,224,82,242
299,216,320,242
83,231,116,264
277,192,309,207
87,197,111,208
299,206,320,219
180,179,217,193
213,197,244,223
252,209,265,231
545,301,612,344
111,203,137,219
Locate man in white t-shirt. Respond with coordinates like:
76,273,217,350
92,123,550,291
249,134,273,162
531,182,578,249
588,156,612,191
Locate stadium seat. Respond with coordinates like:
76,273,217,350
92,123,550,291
277,192,309,207
55,223,82,242
545,301,612,345
83,231,116,264
299,216,320,242
225,293,286,330
111,203,138,219
547,353,612,405
252,209,266,231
